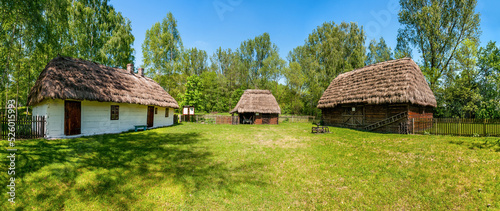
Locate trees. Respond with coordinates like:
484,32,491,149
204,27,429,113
0,0,135,111
237,33,284,89
397,0,480,91
476,41,500,118
142,12,183,100
180,75,204,112
366,37,393,65
438,39,481,118
288,21,366,116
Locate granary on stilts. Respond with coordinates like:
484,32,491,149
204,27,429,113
317,58,437,133
230,89,281,124
27,56,179,139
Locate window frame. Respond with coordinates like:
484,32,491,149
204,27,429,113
110,105,119,120
165,108,169,117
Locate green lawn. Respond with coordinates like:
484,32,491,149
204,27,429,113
1,123,499,210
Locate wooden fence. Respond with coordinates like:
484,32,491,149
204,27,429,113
1,115,46,139
279,115,316,123
180,115,239,125
410,118,500,136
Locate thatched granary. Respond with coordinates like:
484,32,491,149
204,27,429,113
28,56,179,138
230,89,281,124
317,58,436,133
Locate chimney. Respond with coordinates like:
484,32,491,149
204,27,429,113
127,63,134,74
138,68,144,77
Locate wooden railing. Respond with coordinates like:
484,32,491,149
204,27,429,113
364,112,408,131
410,118,500,136
1,115,46,139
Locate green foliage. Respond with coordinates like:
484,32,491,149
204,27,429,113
366,37,393,65
397,0,481,91
0,0,135,110
287,21,366,116
180,75,204,112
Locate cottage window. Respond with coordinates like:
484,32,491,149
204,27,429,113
111,105,119,120
165,108,169,117
155,107,158,114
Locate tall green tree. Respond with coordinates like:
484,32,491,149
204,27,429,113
68,0,135,67
288,21,366,116
237,33,283,89
366,37,393,65
397,0,481,91
180,48,208,76
142,12,183,99
476,41,500,118
1,0,135,111
180,75,204,112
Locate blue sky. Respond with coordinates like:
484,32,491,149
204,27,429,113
110,0,500,68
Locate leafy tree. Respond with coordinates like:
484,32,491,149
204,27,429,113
366,37,393,65
180,48,208,76
142,12,183,99
209,47,242,110
476,41,500,118
288,21,366,116
180,75,204,112
68,0,135,67
397,0,481,91
438,39,481,118
237,33,283,89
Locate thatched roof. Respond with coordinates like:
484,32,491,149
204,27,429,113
230,89,281,114
27,56,179,108
317,58,436,109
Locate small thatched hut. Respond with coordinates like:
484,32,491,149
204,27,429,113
27,56,179,138
230,89,281,124
317,58,436,133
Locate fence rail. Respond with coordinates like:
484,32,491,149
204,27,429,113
409,118,500,136
279,115,316,123
180,115,239,125
1,115,46,139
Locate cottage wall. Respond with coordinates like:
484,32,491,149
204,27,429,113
32,99,174,139
253,113,279,125
321,103,432,133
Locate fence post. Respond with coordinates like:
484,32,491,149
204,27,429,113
412,118,414,134
458,118,461,136
434,118,437,135
483,119,486,136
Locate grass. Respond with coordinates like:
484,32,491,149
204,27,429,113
1,123,499,210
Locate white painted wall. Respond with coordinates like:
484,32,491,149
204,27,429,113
32,99,175,139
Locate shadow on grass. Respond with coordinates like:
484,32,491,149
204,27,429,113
449,138,500,152
1,128,267,209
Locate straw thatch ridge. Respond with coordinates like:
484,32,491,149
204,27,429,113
317,58,436,108
27,56,179,108
230,89,281,114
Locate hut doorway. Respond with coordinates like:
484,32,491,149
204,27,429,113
64,101,81,135
239,113,254,124
147,106,154,127
342,105,364,127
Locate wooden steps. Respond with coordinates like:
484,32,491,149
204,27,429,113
364,112,408,131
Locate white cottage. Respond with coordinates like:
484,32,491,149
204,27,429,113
27,56,179,139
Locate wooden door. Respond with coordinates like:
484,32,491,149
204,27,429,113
147,106,154,127
64,101,81,135
342,105,364,127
